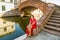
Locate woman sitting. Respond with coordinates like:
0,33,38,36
30,15,37,35
26,15,37,37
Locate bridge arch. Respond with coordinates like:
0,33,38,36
18,0,47,13
18,0,47,20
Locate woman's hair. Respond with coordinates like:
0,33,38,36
31,15,34,18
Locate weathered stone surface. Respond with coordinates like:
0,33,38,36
0,9,20,17
25,31,60,40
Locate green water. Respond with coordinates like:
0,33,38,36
1,16,30,32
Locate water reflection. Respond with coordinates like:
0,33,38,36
0,16,30,40
2,16,30,31
0,23,25,40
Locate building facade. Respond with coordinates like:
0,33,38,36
0,0,28,17
0,0,15,13
0,0,27,13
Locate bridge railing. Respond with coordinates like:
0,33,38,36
37,6,55,32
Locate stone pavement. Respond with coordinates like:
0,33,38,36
26,31,60,40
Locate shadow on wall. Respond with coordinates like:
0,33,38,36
0,8,20,17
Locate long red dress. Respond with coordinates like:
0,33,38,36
26,18,37,36
30,18,37,29
26,26,32,36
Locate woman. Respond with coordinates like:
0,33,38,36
29,15,37,35
26,15,37,37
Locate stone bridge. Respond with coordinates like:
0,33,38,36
18,0,55,35
18,0,47,14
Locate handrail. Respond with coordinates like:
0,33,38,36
37,7,55,31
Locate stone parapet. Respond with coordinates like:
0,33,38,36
0,8,20,17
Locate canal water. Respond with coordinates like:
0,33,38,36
0,16,30,40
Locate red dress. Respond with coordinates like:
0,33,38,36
30,18,37,29
26,18,37,36
26,27,32,36
26,27,29,36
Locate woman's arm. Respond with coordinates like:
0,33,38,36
31,21,36,25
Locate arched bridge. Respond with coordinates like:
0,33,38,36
18,0,47,14
18,0,59,36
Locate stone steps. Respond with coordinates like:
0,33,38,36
50,17,60,20
45,25,60,31
43,11,60,36
51,15,60,18
43,28,60,36
47,22,60,26
46,23,60,28
52,12,60,14
48,20,60,24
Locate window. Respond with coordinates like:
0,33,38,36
1,0,5,2
4,28,7,32
10,0,13,2
12,26,13,28
2,6,5,11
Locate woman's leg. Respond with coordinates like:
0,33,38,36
33,28,37,35
28,28,31,37
37,26,39,33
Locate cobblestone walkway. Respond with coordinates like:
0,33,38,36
26,31,60,40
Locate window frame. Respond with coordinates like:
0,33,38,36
2,6,6,11
10,0,13,2
1,0,5,2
